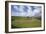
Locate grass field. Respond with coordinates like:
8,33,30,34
11,16,41,28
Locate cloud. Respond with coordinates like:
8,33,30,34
32,6,41,17
11,5,41,17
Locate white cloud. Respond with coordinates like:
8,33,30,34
32,7,41,17
12,6,41,17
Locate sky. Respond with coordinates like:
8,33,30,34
11,5,41,17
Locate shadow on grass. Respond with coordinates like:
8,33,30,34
11,25,22,28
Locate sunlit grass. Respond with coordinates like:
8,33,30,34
11,16,41,28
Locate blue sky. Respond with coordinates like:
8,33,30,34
11,5,41,17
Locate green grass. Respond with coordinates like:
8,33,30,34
11,16,41,28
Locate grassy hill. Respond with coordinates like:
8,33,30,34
11,16,41,28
